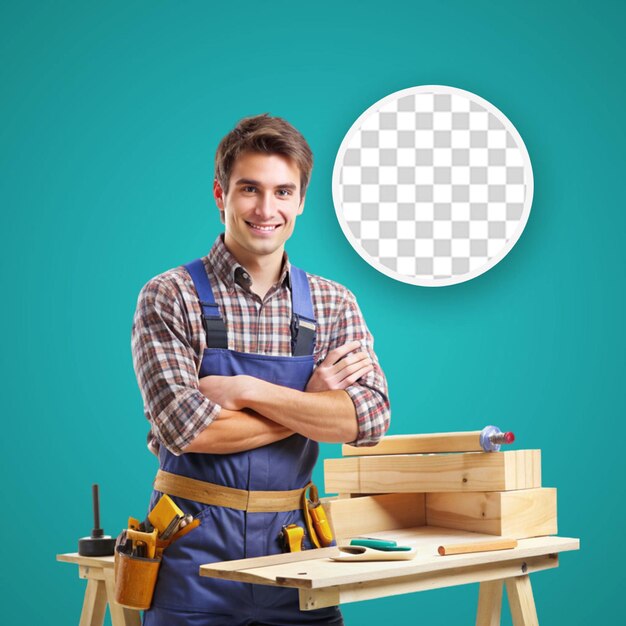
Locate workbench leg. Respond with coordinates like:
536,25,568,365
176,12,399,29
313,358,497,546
506,575,539,626
476,580,503,626
103,569,142,626
79,578,107,626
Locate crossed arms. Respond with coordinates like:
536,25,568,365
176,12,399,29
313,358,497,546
185,342,372,453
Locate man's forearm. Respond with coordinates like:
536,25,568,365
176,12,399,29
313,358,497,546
183,408,294,454
242,380,358,443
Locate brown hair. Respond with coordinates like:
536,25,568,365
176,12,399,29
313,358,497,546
214,114,313,199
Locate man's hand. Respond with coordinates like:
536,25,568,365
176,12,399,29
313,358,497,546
198,375,258,411
305,341,373,393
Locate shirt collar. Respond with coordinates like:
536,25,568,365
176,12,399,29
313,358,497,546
206,234,292,290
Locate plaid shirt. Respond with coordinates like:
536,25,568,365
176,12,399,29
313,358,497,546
132,235,390,455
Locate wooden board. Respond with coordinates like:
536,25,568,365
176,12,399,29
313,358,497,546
324,493,425,540
299,554,557,611
57,553,115,568
426,488,557,538
325,450,541,494
342,431,484,456
199,530,579,591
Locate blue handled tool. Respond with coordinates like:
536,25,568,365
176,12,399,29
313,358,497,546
350,538,412,552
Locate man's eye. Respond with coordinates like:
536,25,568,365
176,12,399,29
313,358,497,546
277,189,292,197
242,186,257,193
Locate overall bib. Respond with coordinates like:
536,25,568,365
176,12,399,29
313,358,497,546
143,259,343,626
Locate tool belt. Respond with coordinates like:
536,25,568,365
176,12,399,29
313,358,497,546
154,469,307,512
156,470,334,550
115,471,335,610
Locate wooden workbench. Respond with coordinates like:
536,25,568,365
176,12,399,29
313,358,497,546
200,527,580,625
58,527,579,625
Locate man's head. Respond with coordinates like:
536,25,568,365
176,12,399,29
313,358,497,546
214,114,313,204
214,114,314,264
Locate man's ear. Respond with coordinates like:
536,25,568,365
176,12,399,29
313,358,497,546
214,179,226,223
297,195,306,215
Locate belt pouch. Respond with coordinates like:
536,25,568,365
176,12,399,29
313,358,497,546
114,547,161,610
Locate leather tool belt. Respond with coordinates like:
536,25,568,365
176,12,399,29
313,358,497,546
154,469,308,513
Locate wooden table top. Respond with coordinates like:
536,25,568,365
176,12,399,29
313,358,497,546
199,527,580,590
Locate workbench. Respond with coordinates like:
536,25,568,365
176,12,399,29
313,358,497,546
58,435,579,624
59,527,578,625
200,527,579,625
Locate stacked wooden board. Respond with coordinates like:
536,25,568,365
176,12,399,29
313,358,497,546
324,431,557,541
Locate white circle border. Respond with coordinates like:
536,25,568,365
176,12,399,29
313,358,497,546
332,85,534,287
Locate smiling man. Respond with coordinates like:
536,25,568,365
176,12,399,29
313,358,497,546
132,114,390,626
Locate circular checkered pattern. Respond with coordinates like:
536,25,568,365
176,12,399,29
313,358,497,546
332,85,533,287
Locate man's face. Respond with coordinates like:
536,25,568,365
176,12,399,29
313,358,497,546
215,152,305,262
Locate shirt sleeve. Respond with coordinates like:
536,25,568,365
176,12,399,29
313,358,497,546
131,274,221,455
330,289,390,446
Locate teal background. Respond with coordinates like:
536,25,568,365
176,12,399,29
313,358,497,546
1,1,624,624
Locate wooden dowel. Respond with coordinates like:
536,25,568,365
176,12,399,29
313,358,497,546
438,538,518,556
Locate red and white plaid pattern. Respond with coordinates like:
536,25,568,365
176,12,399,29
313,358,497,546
132,235,390,455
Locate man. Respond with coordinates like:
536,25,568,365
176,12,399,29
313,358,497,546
132,114,390,625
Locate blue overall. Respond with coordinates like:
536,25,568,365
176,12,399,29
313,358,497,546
143,260,343,626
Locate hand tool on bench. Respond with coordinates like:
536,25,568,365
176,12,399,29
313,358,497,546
350,538,412,551
341,424,515,456
479,425,515,452
438,538,518,556
78,484,116,556
332,545,418,562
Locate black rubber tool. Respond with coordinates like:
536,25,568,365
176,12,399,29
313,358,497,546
78,483,116,556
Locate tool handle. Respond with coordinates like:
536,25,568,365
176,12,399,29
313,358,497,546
92,484,104,538
310,505,334,547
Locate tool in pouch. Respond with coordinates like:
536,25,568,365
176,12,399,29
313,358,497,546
114,494,200,610
301,483,334,550
280,524,305,552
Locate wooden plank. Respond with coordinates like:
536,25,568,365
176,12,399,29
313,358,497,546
438,538,517,556
58,553,115,569
325,493,425,540
298,554,558,610
199,547,340,577
343,431,484,456
325,450,542,494
506,450,541,491
506,575,539,626
79,578,107,626
426,488,557,538
200,531,578,590
476,580,503,626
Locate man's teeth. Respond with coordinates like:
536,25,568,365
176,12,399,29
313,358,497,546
248,223,278,231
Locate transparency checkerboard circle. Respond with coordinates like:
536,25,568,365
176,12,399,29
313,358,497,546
332,85,534,287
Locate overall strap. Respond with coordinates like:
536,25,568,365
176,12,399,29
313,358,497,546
290,265,317,357
184,259,228,349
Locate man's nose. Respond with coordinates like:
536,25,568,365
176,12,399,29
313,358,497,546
255,192,275,219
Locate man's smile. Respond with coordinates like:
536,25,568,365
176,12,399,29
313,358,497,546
245,221,282,232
